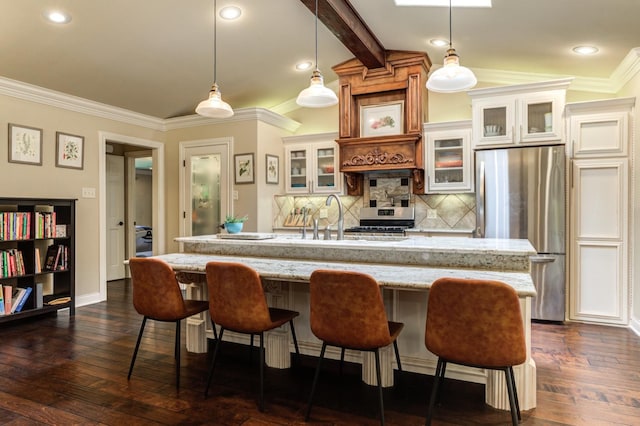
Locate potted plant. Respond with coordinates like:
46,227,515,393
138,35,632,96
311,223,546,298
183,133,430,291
223,214,248,234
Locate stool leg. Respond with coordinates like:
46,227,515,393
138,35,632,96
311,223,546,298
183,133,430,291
305,342,327,421
426,358,445,426
128,316,147,380
508,366,522,420
339,348,345,375
204,328,225,397
374,348,385,426
505,367,520,425
289,319,300,363
250,334,254,362
393,340,402,371
175,320,181,389
259,332,265,412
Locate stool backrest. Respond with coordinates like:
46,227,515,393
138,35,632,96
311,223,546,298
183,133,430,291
309,269,392,350
426,277,526,368
205,261,272,333
129,257,186,321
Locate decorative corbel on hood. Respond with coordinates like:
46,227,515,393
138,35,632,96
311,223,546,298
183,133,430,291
333,50,431,196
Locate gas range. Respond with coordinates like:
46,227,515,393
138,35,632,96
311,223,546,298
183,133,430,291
345,207,415,235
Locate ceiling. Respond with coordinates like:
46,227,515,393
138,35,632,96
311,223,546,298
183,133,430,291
1,0,638,120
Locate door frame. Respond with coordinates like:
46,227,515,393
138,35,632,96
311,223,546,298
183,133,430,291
179,137,233,238
99,131,165,301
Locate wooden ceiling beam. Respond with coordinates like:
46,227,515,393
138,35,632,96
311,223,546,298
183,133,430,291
300,0,386,69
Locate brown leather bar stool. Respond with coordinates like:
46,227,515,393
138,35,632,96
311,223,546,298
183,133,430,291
306,269,404,426
127,257,209,389
204,261,300,412
425,277,527,425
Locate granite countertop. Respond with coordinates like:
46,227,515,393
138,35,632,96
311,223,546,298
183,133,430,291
154,252,536,297
176,234,535,272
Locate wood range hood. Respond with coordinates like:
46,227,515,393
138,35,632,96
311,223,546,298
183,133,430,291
333,50,431,195
298,1,431,195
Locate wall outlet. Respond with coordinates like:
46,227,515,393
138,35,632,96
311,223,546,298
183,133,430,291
319,208,328,219
82,187,96,198
427,208,438,219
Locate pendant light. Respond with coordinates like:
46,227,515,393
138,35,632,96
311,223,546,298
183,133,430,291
296,0,338,108
426,0,477,93
196,0,234,118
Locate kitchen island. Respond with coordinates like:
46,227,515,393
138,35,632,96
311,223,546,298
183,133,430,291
157,234,537,411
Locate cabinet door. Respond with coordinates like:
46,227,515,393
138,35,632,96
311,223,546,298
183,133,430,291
472,98,515,148
426,126,473,193
312,143,341,193
569,158,628,325
570,111,628,158
519,91,564,143
285,147,311,193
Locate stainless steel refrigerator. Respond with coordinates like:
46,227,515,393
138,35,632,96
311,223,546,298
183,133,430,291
475,145,565,321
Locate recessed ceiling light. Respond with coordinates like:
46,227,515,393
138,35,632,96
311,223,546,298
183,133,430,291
45,10,71,24
395,0,491,7
295,61,313,71
430,38,449,47
572,45,599,55
219,6,241,20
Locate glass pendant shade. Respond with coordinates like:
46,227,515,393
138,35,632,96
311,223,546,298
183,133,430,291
296,69,338,108
196,0,234,118
426,48,477,93
196,83,234,118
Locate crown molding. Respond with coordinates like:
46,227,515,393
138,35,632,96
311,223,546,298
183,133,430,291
471,48,640,94
0,76,165,130
164,108,301,133
610,47,640,92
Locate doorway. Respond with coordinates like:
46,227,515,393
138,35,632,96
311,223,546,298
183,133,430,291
99,131,165,301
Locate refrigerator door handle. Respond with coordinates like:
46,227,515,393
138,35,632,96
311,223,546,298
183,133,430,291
476,161,485,238
529,255,557,264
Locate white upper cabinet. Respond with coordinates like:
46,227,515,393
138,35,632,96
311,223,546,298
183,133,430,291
468,78,572,149
424,120,473,193
283,132,342,194
566,98,635,158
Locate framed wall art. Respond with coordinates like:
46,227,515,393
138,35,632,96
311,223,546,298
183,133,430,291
265,154,279,184
55,132,85,170
360,101,404,137
8,123,43,165
234,153,255,184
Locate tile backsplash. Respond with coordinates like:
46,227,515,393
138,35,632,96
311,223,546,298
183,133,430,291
273,174,475,231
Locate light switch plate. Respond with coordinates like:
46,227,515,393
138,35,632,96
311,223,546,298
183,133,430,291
82,187,96,198
233,190,239,200
319,208,328,219
427,209,438,219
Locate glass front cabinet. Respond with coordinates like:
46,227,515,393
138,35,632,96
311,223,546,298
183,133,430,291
468,79,572,149
424,121,473,193
283,133,342,194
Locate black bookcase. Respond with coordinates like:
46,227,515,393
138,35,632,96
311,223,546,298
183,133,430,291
0,198,75,323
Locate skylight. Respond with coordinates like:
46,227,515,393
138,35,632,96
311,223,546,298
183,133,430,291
394,0,491,7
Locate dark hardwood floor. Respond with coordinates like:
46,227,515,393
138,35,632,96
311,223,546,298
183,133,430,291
1,279,639,425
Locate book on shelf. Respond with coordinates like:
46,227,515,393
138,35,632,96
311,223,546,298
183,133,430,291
10,287,27,314
35,283,43,309
3,285,12,314
0,249,26,277
34,247,42,273
43,244,67,271
0,286,4,315
14,286,32,312
0,212,32,240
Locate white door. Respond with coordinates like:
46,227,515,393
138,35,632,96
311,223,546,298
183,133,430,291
106,154,126,280
183,143,230,236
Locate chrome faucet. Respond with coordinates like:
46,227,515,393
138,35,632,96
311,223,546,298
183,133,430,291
325,194,344,240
